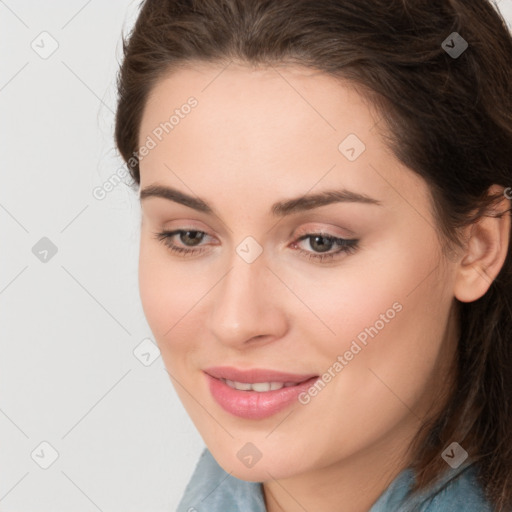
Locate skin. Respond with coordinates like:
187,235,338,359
136,62,510,512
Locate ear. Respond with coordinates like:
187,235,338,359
454,184,511,303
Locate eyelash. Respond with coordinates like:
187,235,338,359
153,229,359,263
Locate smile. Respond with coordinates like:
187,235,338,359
204,367,319,420
220,379,299,392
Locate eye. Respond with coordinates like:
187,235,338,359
291,233,359,262
153,229,359,263
153,229,211,256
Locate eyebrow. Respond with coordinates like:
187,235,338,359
139,184,382,216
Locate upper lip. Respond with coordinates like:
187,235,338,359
204,366,318,384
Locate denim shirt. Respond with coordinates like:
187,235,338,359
176,447,494,512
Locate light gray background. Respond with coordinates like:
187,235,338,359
1,1,511,511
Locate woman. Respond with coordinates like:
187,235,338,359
114,0,512,510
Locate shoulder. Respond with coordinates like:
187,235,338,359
413,463,494,512
371,462,495,512
176,447,267,512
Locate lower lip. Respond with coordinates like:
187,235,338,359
205,373,319,420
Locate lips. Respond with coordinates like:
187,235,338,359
204,366,320,419
204,366,317,384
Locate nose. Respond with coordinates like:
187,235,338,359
206,248,288,348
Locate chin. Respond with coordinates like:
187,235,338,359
209,443,303,482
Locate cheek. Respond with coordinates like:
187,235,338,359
138,236,217,361
138,240,169,335
288,238,434,348
313,246,452,410
304,232,451,384
138,238,193,342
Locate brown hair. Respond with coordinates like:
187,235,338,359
114,1,512,509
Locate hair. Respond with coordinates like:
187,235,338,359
114,0,512,509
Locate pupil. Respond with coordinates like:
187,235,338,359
182,231,203,246
311,235,332,253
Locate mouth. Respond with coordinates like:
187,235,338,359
204,366,318,385
218,379,303,392
203,366,319,420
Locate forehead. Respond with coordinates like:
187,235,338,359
138,62,430,218
139,62,379,150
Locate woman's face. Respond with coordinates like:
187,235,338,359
137,63,459,481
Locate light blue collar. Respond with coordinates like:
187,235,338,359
177,447,493,512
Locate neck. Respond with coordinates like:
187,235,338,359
262,414,420,512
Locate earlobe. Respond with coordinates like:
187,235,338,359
454,185,511,303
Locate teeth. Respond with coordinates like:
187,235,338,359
225,379,252,391
222,379,296,392
251,382,272,392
